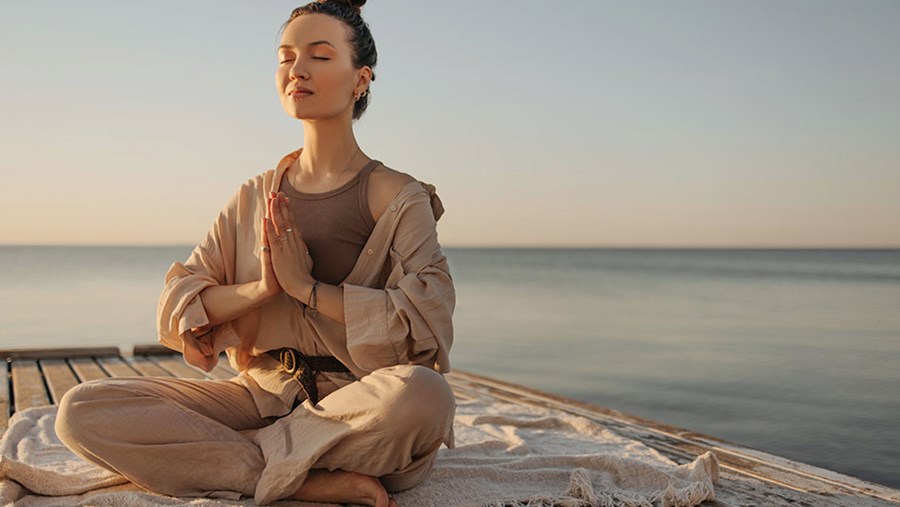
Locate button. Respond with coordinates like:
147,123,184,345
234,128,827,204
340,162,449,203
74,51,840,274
390,204,397,212
367,248,374,255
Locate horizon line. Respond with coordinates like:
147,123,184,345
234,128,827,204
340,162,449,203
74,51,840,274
2,243,899,250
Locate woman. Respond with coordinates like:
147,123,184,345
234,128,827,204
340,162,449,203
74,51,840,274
54,1,457,506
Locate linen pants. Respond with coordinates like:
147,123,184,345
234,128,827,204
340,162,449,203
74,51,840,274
54,363,457,505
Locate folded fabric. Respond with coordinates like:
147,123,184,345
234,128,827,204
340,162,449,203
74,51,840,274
1,387,718,507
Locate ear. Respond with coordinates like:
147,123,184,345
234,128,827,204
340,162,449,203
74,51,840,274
356,66,373,88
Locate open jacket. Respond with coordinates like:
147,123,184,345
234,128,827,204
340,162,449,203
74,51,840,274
156,148,455,446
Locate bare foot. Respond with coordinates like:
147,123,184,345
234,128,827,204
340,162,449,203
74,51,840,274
289,468,399,507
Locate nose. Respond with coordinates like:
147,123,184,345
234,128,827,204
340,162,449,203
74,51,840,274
289,60,309,81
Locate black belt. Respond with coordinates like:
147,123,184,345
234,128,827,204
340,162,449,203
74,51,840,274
266,348,351,407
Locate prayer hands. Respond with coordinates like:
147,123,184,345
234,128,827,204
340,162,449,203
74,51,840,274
264,191,314,302
257,198,283,300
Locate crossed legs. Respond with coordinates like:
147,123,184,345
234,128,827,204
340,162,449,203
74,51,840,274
55,363,456,505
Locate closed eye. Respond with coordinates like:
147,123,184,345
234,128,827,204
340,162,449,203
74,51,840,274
279,58,330,64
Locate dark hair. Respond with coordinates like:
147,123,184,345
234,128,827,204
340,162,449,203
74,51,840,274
278,0,377,121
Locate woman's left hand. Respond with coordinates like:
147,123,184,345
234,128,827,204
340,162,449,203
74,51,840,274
265,191,314,301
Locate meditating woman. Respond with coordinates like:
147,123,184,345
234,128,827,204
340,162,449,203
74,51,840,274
54,1,457,505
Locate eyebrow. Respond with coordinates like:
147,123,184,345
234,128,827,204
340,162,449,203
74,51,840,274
278,40,336,51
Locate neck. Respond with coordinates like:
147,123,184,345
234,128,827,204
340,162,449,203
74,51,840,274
298,118,362,178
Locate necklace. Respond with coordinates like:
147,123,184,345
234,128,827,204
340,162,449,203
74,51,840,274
291,147,363,194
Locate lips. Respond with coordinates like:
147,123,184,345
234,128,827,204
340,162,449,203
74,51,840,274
289,87,313,96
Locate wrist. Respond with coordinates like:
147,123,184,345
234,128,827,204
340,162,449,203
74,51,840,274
305,278,321,316
291,277,316,303
251,281,279,303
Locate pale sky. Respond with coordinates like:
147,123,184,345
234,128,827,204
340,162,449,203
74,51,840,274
1,1,898,247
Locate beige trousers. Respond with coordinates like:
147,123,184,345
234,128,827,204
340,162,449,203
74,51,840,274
54,364,456,505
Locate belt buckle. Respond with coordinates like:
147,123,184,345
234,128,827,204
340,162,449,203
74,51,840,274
280,348,299,375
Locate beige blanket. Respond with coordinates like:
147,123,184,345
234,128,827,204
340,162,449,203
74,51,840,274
1,388,718,506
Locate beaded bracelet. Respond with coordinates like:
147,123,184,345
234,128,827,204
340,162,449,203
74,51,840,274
307,279,320,316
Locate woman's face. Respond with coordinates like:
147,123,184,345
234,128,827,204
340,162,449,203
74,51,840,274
276,14,367,121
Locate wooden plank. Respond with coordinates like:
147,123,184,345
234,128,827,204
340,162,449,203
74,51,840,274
133,344,238,379
131,349,235,380
132,343,237,379
133,344,178,356
0,347,119,360
122,355,174,377
1,347,898,506
69,357,109,382
39,359,80,404
446,370,900,506
447,377,815,507
149,355,206,379
96,356,141,377
1,360,9,433
11,360,50,411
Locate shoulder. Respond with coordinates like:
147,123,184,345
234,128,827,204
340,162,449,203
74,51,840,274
368,162,417,223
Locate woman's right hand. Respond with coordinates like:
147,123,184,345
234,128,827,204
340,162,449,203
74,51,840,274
256,208,283,301
182,330,218,372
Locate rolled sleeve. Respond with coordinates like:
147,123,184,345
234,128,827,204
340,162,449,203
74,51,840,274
342,193,455,374
156,184,243,356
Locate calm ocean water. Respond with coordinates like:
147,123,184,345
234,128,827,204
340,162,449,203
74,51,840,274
1,245,898,489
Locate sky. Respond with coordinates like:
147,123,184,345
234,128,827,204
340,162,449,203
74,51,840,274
1,1,898,248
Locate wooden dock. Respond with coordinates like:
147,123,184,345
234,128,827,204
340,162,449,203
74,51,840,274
2,346,899,506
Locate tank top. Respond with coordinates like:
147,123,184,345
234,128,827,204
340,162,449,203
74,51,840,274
279,159,381,286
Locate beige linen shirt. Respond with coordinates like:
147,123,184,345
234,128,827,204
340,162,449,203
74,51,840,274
156,148,456,447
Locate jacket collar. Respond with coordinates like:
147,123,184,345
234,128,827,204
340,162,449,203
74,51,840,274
270,147,444,221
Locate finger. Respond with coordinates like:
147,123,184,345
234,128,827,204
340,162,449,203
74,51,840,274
286,223,302,258
191,330,213,356
182,331,204,356
267,195,282,237
265,216,279,246
198,334,215,356
271,198,284,237
266,194,278,236
276,193,291,232
279,194,301,234
197,337,212,356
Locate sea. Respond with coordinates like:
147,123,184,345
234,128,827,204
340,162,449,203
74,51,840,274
1,245,898,489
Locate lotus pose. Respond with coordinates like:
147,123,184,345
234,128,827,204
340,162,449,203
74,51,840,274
55,1,456,505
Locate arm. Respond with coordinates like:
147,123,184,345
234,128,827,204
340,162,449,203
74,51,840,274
156,180,260,363
339,189,455,374
196,282,275,331
289,282,344,324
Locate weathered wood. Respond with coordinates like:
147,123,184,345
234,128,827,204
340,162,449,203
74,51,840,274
131,347,235,380
2,346,899,506
133,344,178,356
69,358,109,382
11,361,50,411
39,359,80,404
149,355,206,380
96,356,141,378
0,360,9,433
122,355,173,377
0,347,119,360
445,370,900,505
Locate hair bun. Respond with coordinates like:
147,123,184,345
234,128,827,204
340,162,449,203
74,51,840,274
321,0,366,14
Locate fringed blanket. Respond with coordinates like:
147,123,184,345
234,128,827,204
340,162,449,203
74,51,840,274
1,387,718,506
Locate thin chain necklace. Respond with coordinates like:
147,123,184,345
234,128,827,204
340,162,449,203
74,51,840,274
292,146,363,194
